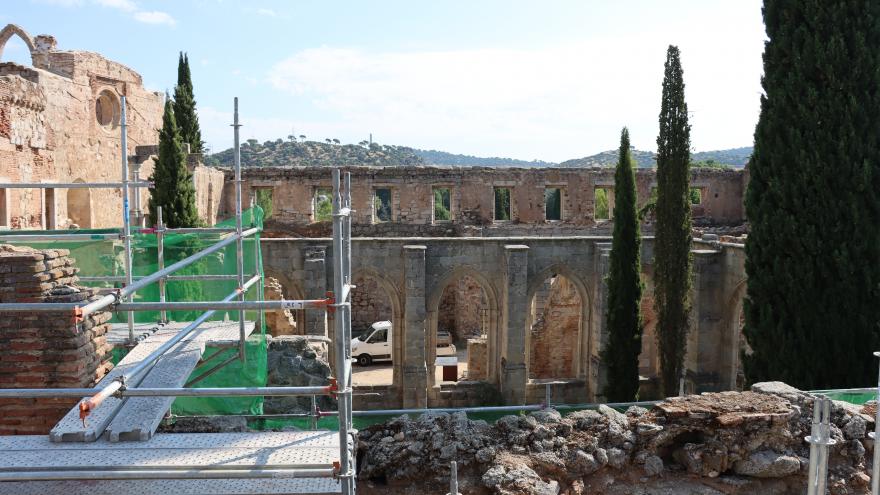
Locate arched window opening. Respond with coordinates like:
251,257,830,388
527,274,583,380
351,273,395,386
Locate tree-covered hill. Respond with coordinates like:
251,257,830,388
203,138,425,168
413,149,556,167
558,146,752,168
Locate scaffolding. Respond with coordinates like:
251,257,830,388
0,97,356,494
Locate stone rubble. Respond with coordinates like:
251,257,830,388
357,382,877,494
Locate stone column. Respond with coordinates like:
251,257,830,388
501,245,529,405
593,242,612,401
302,246,327,337
402,245,428,408
688,248,723,392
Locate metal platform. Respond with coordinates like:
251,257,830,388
0,432,341,494
51,321,256,443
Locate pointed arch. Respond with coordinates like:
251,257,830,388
427,266,501,386
0,25,36,65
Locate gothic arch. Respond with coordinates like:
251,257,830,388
525,264,593,384
350,267,403,384
0,25,36,65
426,266,501,386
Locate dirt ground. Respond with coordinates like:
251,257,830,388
352,348,470,386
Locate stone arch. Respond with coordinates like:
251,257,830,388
0,25,36,65
525,264,592,383
67,179,91,228
350,267,403,385
725,280,748,390
426,266,500,386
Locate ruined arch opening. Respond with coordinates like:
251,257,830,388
527,273,584,380
351,272,397,386
0,25,36,67
67,179,91,229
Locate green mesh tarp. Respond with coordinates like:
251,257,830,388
2,208,268,415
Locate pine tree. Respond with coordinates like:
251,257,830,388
654,45,692,397
148,97,201,228
602,127,643,401
173,52,203,153
743,1,880,389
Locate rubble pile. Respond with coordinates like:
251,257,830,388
357,382,875,494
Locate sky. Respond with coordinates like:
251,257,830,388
5,0,766,162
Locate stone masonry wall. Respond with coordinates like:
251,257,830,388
437,275,487,345
226,166,746,237
351,273,393,336
466,337,488,381
528,276,581,379
0,244,112,434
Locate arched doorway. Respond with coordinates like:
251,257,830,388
427,268,499,387
526,271,589,380
350,270,401,386
67,179,92,228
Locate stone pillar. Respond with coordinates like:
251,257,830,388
593,242,612,401
501,245,528,405
688,248,723,392
402,245,428,408
302,246,327,337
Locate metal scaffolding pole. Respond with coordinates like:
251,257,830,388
232,97,246,364
0,385,334,399
332,168,355,495
156,206,167,324
0,296,330,313
0,182,151,189
0,227,260,316
120,96,135,343
0,467,337,482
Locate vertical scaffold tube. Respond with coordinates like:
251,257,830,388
120,96,134,343
343,172,353,439
232,97,246,363
157,206,167,324
332,169,354,495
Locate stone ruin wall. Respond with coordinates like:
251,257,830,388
529,276,581,380
0,244,112,434
351,273,394,336
437,275,486,345
0,25,164,229
224,165,747,237
0,25,221,231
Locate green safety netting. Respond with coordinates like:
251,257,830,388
2,208,268,415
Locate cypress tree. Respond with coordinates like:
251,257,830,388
654,45,692,397
148,97,201,228
602,127,643,401
743,1,880,389
173,52,203,153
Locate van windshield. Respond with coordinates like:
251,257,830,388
357,332,369,342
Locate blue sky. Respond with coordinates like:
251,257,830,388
5,0,765,162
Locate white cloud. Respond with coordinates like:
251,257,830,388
133,10,176,26
265,28,764,161
255,8,276,17
93,0,136,12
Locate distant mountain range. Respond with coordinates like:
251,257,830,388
204,137,752,169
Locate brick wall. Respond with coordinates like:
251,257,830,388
0,245,112,434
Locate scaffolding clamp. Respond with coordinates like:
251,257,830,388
73,306,84,324
328,378,339,398
325,291,337,316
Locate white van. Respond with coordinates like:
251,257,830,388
351,321,456,366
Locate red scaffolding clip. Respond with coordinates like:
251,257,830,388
328,378,339,398
325,291,336,316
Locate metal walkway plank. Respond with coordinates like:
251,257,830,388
105,341,203,442
0,478,341,495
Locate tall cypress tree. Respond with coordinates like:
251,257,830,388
654,45,692,397
743,1,880,389
603,127,643,401
173,52,203,153
148,98,201,228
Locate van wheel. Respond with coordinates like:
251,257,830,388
357,354,373,366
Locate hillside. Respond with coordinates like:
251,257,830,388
414,149,556,167
558,146,752,168
203,139,424,168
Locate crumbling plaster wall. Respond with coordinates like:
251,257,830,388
262,237,748,410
